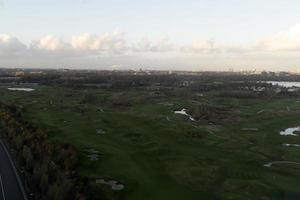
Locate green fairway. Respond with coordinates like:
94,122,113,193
1,85,300,200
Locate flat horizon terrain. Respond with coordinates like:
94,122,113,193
1,83,300,200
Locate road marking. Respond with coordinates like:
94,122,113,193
0,174,6,200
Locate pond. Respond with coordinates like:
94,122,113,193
266,81,300,88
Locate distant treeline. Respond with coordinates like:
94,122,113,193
1,71,300,88
0,103,95,200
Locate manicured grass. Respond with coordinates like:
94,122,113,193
1,85,300,200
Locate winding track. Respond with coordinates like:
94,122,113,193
0,139,26,200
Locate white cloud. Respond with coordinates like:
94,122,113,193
70,29,126,52
180,39,222,54
31,35,69,51
2,24,300,70
179,23,300,54
29,29,126,53
257,23,300,51
0,34,26,53
0,32,251,57
134,37,175,52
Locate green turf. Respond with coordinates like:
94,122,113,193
1,85,300,200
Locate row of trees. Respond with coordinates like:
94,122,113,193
0,103,93,200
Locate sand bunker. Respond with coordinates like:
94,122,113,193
96,129,106,135
96,178,125,191
280,127,300,136
174,109,195,121
7,88,35,92
283,144,300,147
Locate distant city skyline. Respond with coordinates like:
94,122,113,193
1,0,300,71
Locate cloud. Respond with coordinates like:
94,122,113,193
134,37,175,52
30,31,176,55
180,39,222,54
0,32,256,57
4,24,300,56
70,29,126,52
180,22,300,54
257,23,300,51
31,35,69,51
0,34,26,53
2,24,300,70
179,23,300,54
28,29,127,54
179,39,256,54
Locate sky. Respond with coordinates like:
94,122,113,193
1,0,300,71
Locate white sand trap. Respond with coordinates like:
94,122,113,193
280,127,300,136
283,144,300,147
96,179,125,191
96,129,106,135
174,109,195,121
7,88,35,92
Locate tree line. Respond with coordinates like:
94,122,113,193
0,103,96,200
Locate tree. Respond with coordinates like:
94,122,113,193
39,173,49,193
22,145,34,171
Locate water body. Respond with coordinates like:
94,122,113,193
280,127,300,136
266,81,300,88
7,88,35,92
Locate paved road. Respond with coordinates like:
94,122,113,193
0,139,25,200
